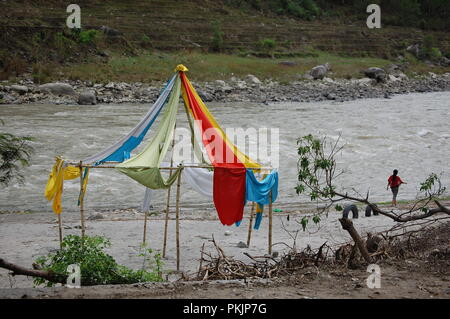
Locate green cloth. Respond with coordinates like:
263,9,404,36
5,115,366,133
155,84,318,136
116,77,182,189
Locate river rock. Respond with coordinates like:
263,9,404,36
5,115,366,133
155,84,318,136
310,63,330,80
364,67,386,83
39,83,76,96
353,78,374,86
78,90,97,105
236,241,248,248
235,81,247,90
215,80,233,93
100,25,122,37
388,74,402,82
439,57,450,67
246,74,262,85
10,85,28,95
1,94,15,103
197,90,213,102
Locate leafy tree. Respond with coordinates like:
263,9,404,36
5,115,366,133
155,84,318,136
0,121,34,186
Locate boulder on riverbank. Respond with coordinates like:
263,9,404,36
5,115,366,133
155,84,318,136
310,63,330,80
10,85,28,95
364,67,387,83
78,91,97,105
38,83,76,96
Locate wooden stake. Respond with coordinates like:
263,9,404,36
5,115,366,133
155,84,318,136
79,161,86,238
175,168,183,271
246,202,256,247
268,191,273,255
142,211,148,245
162,124,177,258
57,213,63,249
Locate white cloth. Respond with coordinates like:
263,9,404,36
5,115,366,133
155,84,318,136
183,167,213,199
141,187,153,212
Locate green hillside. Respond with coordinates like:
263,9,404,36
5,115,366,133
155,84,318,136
1,0,449,82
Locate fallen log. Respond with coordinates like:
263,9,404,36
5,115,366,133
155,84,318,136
0,258,67,285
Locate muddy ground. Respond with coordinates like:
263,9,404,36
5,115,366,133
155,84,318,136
0,204,448,299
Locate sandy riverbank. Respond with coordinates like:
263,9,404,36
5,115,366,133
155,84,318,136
0,205,403,289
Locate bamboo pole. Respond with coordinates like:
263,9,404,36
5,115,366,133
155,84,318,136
79,161,86,238
268,191,273,255
246,202,256,247
175,168,183,271
72,164,274,170
142,211,148,245
57,213,63,249
162,124,177,258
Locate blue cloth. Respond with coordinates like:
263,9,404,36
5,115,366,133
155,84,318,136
245,169,278,206
235,169,279,230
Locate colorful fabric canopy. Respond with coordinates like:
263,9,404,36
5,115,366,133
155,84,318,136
115,76,182,189
45,65,279,224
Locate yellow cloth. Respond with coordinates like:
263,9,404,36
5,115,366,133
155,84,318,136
175,64,189,72
44,158,81,214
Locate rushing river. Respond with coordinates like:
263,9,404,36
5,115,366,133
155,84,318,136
1,92,449,213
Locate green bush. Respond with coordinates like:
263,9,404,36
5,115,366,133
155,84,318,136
430,47,442,59
73,29,99,44
259,38,277,50
211,21,224,52
418,35,442,60
33,235,163,287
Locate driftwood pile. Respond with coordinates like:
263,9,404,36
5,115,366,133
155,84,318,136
193,237,330,281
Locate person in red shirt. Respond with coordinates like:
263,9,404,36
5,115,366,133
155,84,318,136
386,169,407,206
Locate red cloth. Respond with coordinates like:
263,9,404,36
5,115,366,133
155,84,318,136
388,175,403,188
213,167,246,225
181,72,246,225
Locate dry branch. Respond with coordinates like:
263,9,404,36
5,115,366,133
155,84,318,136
0,258,67,284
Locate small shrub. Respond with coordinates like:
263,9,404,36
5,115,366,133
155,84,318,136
33,235,164,287
74,29,99,44
430,47,442,59
211,21,224,52
259,38,277,50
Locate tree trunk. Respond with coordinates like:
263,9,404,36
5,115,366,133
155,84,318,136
339,218,372,264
